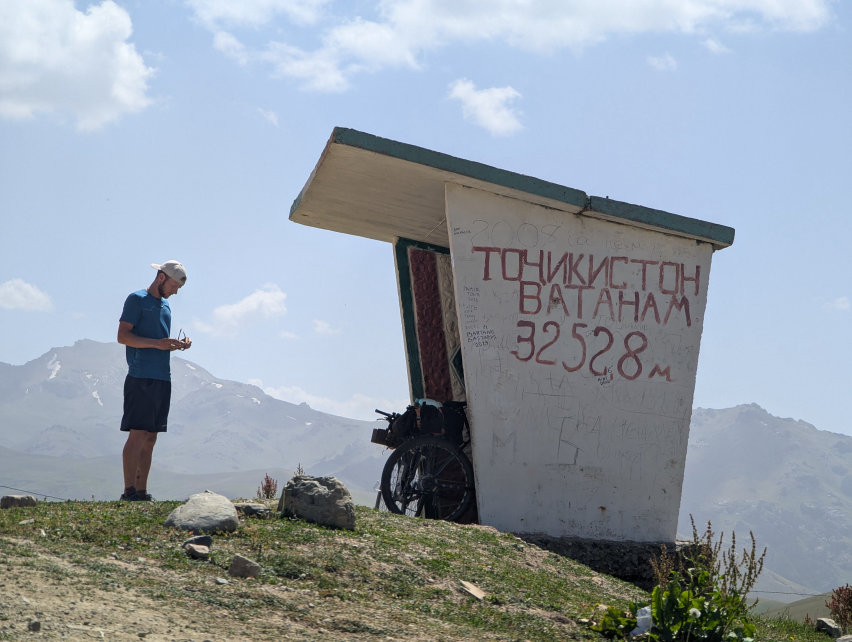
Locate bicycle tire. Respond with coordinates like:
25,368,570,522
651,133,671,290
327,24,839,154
380,436,475,522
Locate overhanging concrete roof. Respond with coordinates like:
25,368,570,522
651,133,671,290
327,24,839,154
289,127,735,250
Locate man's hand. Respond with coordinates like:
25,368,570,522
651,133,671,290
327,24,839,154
157,338,181,351
157,338,190,351
118,323,191,351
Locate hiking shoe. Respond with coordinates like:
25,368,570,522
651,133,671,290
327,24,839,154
120,487,137,501
119,490,152,501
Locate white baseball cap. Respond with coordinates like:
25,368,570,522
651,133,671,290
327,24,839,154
151,260,187,285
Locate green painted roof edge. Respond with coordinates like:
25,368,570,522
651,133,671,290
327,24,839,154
331,127,589,210
292,126,734,248
587,196,735,247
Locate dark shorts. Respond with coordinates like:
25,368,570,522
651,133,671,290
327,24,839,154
120,376,171,433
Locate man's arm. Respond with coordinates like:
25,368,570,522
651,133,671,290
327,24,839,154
117,321,182,351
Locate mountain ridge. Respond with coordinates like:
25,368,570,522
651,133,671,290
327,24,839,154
0,339,385,504
681,403,852,600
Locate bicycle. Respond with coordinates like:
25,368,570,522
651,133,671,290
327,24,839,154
371,400,476,522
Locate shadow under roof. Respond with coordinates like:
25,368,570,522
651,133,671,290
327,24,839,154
289,127,735,251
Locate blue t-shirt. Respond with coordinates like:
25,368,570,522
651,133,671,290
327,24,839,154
120,290,172,381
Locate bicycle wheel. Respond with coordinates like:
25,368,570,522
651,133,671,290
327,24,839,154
380,436,475,522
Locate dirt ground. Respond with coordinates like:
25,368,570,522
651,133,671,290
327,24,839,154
3,540,262,640
0,533,522,641
0,536,407,641
0,504,645,641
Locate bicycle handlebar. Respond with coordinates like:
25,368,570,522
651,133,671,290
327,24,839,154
375,409,392,418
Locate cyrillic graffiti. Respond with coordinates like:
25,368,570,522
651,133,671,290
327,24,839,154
470,246,702,383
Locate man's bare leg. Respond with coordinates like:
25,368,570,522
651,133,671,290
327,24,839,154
122,430,158,495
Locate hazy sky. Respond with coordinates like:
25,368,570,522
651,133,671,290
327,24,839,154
1,0,850,434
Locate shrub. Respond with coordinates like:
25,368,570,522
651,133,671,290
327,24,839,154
256,473,279,500
826,584,852,634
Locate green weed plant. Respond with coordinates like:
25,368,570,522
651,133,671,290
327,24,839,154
647,517,765,641
589,517,765,641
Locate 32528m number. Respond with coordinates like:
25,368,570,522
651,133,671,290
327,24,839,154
510,321,670,381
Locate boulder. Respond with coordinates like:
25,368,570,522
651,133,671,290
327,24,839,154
278,475,356,530
164,490,239,533
1,494,37,509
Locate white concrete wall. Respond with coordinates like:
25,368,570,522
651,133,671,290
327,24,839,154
445,184,714,542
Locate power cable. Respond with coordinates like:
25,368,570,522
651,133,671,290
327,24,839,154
751,590,826,597
0,484,70,502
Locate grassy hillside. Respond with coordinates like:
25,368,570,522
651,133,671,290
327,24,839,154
755,593,832,622
0,501,830,641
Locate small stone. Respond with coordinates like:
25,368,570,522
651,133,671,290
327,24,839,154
184,544,210,560
1,495,37,509
18,519,35,525
228,554,261,578
28,621,41,632
233,503,271,518
182,534,213,548
816,618,843,638
214,577,229,585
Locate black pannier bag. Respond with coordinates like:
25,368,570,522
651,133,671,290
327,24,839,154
386,406,418,447
378,401,466,448
441,401,466,445
418,403,444,436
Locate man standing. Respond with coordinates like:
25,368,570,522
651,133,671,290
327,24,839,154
117,260,191,501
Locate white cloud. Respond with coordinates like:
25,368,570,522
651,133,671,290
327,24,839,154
647,52,678,71
0,0,155,130
448,79,523,136
703,37,731,54
213,31,249,65
312,319,340,335
259,382,408,420
186,0,329,29
826,296,851,311
195,284,287,336
0,279,53,311
186,0,833,92
262,41,351,91
257,107,279,126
